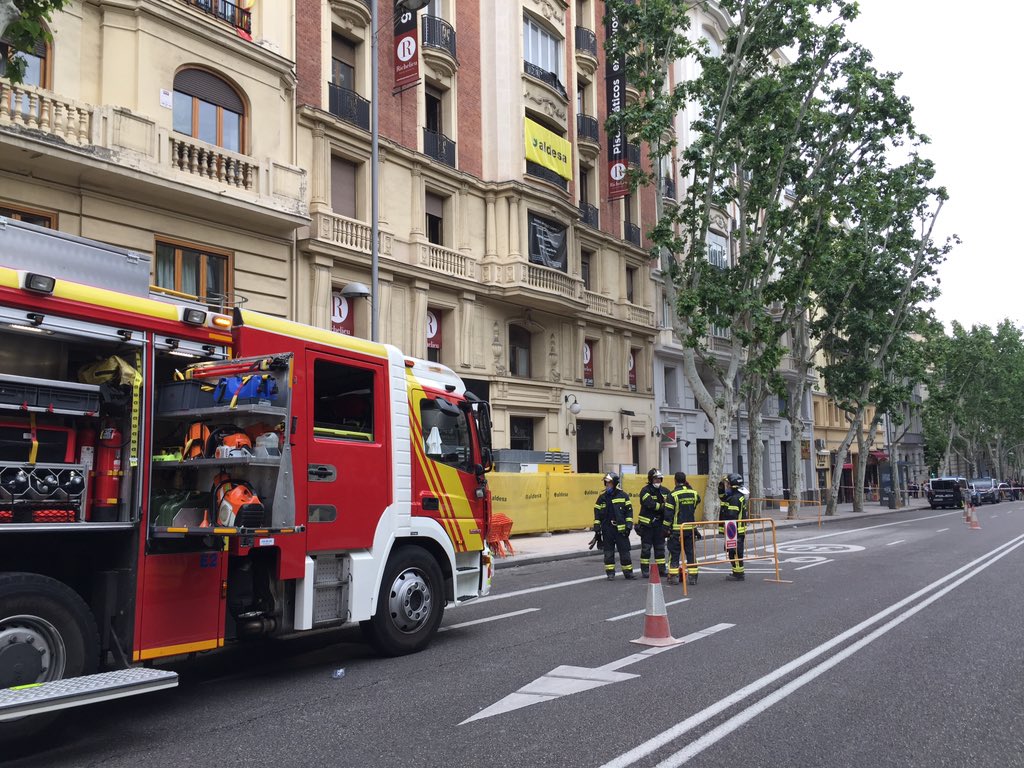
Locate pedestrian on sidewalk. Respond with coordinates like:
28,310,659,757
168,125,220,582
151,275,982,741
593,473,635,580
665,472,701,586
638,468,669,578
718,473,748,582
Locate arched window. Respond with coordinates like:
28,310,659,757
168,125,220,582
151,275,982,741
0,34,48,88
172,68,244,153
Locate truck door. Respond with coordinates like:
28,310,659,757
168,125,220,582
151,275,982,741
304,351,390,551
411,389,486,552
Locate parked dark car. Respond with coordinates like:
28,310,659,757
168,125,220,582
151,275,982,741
970,478,999,504
927,477,966,509
997,482,1013,501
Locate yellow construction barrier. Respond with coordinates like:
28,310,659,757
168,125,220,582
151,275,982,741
675,517,791,596
488,473,549,534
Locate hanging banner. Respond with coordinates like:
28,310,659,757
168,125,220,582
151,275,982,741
331,290,354,336
605,3,628,200
524,118,573,181
528,213,568,272
583,341,594,387
393,2,419,90
628,349,637,391
427,308,442,350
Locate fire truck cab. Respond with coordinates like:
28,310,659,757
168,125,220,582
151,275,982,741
0,219,493,739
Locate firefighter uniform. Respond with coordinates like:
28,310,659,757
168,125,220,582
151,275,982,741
593,474,635,580
665,473,701,585
718,476,748,581
638,469,669,578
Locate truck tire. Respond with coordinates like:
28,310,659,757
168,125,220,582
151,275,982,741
0,573,100,744
362,548,444,656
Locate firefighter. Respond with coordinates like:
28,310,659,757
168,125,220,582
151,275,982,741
638,468,669,578
593,473,635,580
719,473,748,581
665,471,701,586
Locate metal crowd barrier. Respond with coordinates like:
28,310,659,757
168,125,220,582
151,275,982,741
676,517,791,596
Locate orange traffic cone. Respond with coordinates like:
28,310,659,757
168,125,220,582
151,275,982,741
969,505,981,530
631,567,683,647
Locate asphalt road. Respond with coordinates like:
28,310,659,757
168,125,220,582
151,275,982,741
8,503,1024,768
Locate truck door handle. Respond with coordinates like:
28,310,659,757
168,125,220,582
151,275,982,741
308,464,336,482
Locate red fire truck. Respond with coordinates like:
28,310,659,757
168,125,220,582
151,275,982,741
0,219,493,739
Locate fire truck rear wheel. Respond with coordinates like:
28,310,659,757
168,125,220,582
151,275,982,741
362,548,444,656
0,573,100,743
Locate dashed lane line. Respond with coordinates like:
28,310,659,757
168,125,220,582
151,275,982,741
439,608,539,633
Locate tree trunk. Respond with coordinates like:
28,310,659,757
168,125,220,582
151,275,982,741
787,375,807,519
827,410,863,516
746,390,766,518
854,421,867,512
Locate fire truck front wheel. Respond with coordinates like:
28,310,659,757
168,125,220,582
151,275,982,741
362,548,445,656
0,572,100,743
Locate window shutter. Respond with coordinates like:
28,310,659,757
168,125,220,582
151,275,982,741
0,36,48,58
174,69,244,114
331,157,357,219
425,193,445,218
332,35,356,66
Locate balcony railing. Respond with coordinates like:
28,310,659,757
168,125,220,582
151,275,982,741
662,177,676,200
170,135,256,190
419,243,475,280
0,82,92,146
585,290,613,316
523,61,568,99
577,113,599,144
625,223,641,247
627,143,641,166
523,262,580,299
578,202,599,229
315,211,372,253
328,83,370,131
423,127,456,167
625,303,655,326
574,26,598,57
422,15,457,60
181,0,252,33
526,160,568,191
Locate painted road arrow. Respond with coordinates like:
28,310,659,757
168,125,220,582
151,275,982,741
460,623,733,725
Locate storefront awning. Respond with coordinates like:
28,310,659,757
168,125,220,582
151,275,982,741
870,450,889,462
842,463,853,470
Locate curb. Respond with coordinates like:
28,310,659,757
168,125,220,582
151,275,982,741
493,504,933,570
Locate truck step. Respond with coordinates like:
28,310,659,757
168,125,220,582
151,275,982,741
0,667,178,721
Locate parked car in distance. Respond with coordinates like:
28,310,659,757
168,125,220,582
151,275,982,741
927,477,967,509
970,478,999,504
997,482,1012,501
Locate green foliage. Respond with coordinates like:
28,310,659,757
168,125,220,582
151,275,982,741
1,1,68,85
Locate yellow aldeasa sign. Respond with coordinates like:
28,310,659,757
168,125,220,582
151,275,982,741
524,118,573,181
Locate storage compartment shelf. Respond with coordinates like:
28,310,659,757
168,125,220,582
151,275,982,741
0,522,135,533
150,524,305,539
156,405,288,420
152,456,282,470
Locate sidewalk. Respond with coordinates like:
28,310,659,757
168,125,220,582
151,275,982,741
493,498,935,569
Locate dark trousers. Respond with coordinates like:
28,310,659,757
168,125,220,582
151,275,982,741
727,533,746,574
602,526,633,573
639,525,667,575
667,529,698,575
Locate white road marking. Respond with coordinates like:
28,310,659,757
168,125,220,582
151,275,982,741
937,528,949,532
438,608,539,633
460,624,733,724
793,559,833,571
647,536,1024,768
607,599,690,622
474,575,606,603
886,540,905,546
602,533,1024,768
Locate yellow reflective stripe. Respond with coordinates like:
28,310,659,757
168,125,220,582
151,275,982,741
133,638,219,661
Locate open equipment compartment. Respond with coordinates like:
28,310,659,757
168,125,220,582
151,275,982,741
149,353,296,537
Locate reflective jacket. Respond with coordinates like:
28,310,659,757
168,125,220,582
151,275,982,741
665,485,701,532
638,483,668,528
718,489,748,534
594,488,633,534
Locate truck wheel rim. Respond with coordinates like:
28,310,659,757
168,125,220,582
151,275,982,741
0,615,67,688
387,568,433,634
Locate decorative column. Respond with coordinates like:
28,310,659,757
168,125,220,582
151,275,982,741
412,280,430,358
509,195,520,258
311,253,333,329
310,121,328,212
485,192,497,258
459,291,476,369
458,183,471,254
410,162,423,236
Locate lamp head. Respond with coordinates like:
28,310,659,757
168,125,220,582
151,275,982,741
564,394,582,415
340,282,372,300
398,0,430,10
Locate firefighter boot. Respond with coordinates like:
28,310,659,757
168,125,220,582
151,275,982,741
667,574,680,586
727,572,745,581
607,572,617,581
686,574,697,586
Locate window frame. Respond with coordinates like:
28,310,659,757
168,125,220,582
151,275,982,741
523,13,563,80
0,202,56,228
508,325,532,378
0,34,50,89
172,69,245,153
153,238,233,309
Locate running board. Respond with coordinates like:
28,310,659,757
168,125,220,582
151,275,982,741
0,668,178,721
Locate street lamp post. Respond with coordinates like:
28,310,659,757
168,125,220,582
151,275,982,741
371,0,429,342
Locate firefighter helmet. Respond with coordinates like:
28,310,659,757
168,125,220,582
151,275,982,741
727,473,743,488
647,468,664,483
603,473,620,487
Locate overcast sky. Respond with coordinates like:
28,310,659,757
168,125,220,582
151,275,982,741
844,1,1023,332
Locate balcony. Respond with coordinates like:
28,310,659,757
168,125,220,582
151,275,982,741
576,113,599,144
328,83,370,131
662,177,676,200
0,82,92,146
624,302,655,327
170,135,256,189
585,290,613,316
578,202,599,229
523,61,568,100
313,211,372,254
482,260,585,313
627,143,641,167
423,127,456,168
526,160,568,191
181,0,252,33
422,15,457,61
625,223,641,247
575,27,598,76
419,243,477,280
